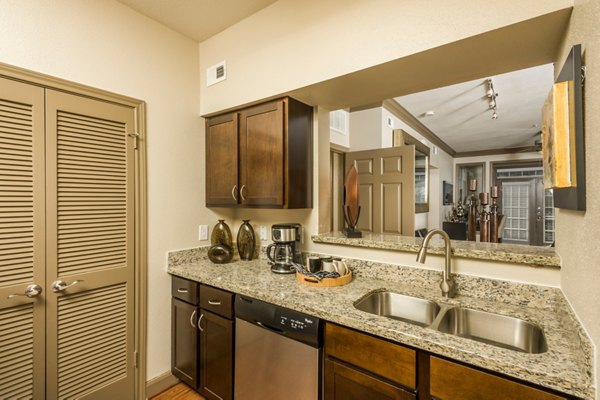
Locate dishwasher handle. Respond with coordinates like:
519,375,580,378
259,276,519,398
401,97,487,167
256,321,285,334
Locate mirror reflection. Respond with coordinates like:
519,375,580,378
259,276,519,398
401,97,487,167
330,63,555,247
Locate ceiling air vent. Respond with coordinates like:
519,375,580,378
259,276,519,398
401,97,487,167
207,61,226,87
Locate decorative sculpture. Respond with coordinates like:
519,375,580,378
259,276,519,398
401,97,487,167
343,165,362,238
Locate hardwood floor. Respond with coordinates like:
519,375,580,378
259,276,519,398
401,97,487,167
151,383,206,400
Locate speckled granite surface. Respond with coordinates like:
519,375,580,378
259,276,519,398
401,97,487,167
168,247,593,399
312,231,561,268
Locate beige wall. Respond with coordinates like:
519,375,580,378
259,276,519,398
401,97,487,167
0,0,212,381
555,0,600,397
199,0,572,115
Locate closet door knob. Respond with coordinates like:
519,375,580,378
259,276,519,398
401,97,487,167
7,284,43,299
51,280,82,293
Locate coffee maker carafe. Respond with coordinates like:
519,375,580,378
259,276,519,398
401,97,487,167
266,223,302,274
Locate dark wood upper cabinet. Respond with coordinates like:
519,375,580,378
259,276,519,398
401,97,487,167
206,113,239,206
205,97,313,208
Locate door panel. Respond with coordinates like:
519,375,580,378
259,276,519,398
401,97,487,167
239,100,284,206
206,113,239,206
0,77,45,400
200,310,233,400
346,147,414,235
45,90,135,400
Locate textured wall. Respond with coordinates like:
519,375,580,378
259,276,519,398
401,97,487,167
555,0,600,397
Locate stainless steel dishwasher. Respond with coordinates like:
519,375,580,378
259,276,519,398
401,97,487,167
234,294,322,400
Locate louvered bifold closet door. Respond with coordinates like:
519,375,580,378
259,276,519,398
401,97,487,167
45,90,135,400
0,77,46,400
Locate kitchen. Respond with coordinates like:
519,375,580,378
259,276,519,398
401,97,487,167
0,0,598,399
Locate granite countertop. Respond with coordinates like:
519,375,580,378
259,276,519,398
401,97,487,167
312,231,561,268
167,248,593,399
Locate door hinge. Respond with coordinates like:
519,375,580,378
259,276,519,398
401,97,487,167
128,133,140,150
133,350,139,368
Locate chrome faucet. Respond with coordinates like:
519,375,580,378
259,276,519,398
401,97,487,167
416,229,455,298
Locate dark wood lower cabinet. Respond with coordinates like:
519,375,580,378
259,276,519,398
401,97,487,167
429,357,568,400
325,359,416,400
172,298,199,389
324,323,417,400
199,310,233,400
172,278,234,399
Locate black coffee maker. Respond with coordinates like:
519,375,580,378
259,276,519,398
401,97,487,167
266,223,302,274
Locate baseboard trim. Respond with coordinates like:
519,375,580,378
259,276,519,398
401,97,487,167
146,371,179,399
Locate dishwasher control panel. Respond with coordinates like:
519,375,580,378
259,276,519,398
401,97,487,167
276,312,318,334
235,294,322,347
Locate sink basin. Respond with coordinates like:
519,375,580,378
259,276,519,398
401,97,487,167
354,291,441,327
435,307,547,354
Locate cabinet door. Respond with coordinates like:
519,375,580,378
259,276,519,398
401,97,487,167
172,298,199,389
206,113,239,206
0,76,46,400
325,359,415,400
430,357,567,400
199,310,233,400
239,100,284,206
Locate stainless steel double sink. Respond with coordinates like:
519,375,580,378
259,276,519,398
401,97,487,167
354,290,547,354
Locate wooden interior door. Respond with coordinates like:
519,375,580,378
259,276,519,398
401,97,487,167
0,77,46,400
45,90,136,400
206,113,239,206
345,146,415,235
239,100,284,206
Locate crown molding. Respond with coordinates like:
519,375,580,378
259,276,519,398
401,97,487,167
382,99,456,156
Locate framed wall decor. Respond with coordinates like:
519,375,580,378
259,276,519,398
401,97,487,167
443,181,453,205
549,44,585,211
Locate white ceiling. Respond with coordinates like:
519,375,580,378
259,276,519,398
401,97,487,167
117,0,277,42
395,63,554,153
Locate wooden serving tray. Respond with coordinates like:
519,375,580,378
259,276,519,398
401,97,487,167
296,271,353,287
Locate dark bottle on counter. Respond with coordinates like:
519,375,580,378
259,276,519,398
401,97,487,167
237,220,256,261
211,219,233,247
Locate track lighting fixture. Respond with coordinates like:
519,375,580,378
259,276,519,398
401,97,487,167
486,79,499,120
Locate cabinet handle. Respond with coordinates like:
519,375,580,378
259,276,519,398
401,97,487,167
177,288,188,293
189,309,197,328
208,299,221,306
232,185,238,201
198,313,204,332
240,185,247,201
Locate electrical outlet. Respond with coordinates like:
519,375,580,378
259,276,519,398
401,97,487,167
259,226,268,241
199,225,209,241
